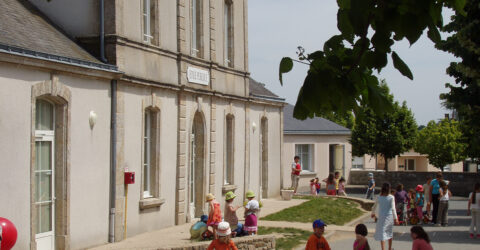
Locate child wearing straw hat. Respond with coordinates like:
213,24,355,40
224,191,241,237
207,221,238,250
244,190,260,235
206,193,222,238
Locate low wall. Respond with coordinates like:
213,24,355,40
349,170,480,197
163,235,275,250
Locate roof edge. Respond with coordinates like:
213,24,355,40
250,93,285,102
0,43,119,73
284,130,351,135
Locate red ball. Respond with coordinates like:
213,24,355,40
0,217,17,250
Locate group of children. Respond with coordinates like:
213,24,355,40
309,171,347,196
304,219,433,250
203,190,261,249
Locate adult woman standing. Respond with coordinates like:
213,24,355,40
372,182,399,250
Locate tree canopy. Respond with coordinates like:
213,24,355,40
414,119,467,171
437,0,480,161
279,0,466,120
350,83,417,172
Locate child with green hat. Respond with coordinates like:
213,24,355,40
244,190,260,235
224,191,241,237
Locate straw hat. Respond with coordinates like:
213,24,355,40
206,193,215,202
225,191,236,201
216,221,231,236
246,190,255,198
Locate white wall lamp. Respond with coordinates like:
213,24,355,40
89,111,97,129
252,122,257,133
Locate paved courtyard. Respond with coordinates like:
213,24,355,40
329,195,480,250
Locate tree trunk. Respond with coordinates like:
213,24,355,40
385,157,389,173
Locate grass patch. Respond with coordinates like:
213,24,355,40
258,226,311,250
261,197,363,225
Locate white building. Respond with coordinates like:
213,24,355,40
0,1,283,249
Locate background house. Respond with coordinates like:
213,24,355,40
282,104,352,193
353,150,464,173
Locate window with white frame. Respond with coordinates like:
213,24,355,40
224,0,233,67
443,164,451,172
295,144,313,172
224,115,234,185
191,0,203,57
143,0,157,44
143,109,159,198
405,159,415,171
352,156,364,169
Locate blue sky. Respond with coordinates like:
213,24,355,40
248,0,458,126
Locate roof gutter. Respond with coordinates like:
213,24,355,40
0,43,117,73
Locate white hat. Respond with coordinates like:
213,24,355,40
216,221,231,236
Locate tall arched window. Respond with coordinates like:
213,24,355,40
224,0,233,67
142,108,160,199
191,0,203,58
224,114,234,184
142,0,157,44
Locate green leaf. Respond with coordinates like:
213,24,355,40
337,0,351,9
337,10,354,39
391,52,413,80
279,57,293,85
451,0,467,15
427,26,441,44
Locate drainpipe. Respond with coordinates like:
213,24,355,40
109,79,117,242
100,0,107,63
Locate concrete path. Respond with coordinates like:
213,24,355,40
329,196,480,250
88,198,307,249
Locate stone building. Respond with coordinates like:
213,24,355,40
0,0,283,249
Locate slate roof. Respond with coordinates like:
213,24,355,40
249,78,285,102
283,104,351,135
0,0,115,71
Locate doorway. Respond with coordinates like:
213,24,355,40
189,112,205,220
329,144,345,176
34,100,55,250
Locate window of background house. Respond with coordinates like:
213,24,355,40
224,115,234,185
191,0,203,57
295,144,313,172
143,109,159,198
224,0,233,67
443,164,451,172
352,156,364,169
405,159,415,171
143,0,156,44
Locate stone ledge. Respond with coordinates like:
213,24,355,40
139,197,165,210
222,184,237,194
159,235,275,250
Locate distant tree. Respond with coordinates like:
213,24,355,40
414,119,467,171
351,83,417,172
436,0,480,161
279,0,466,120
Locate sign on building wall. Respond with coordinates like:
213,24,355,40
187,67,209,86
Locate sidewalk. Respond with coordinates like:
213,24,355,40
88,198,307,249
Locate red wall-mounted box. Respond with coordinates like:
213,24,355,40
124,172,135,184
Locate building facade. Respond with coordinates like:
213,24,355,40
0,0,283,249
